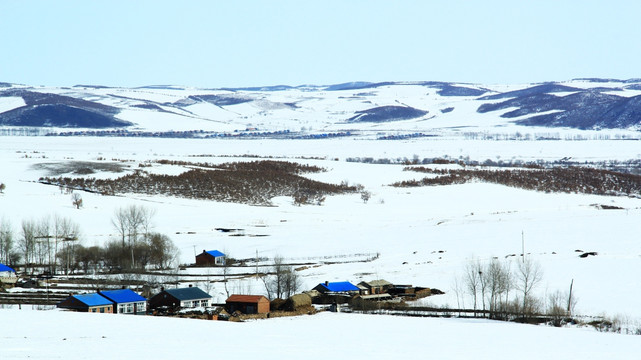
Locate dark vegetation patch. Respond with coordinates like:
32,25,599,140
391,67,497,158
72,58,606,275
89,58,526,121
393,166,641,197
477,84,641,130
348,105,428,123
593,204,624,210
32,161,130,176
436,85,485,97
325,81,487,97
0,89,129,128
131,103,168,112
440,107,454,113
73,84,112,89
579,251,598,258
188,94,252,106
39,160,356,206
479,84,582,101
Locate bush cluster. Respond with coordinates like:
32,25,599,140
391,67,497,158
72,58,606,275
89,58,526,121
40,160,355,206
394,166,641,197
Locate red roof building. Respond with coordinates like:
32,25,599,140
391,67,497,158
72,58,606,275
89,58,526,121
225,294,270,314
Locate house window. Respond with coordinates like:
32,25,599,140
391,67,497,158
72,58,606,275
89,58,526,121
200,300,209,307
100,307,105,313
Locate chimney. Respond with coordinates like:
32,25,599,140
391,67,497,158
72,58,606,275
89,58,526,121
325,281,329,286
161,287,165,292
189,284,193,288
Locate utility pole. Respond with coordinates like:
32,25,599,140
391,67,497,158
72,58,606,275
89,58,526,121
567,279,574,316
521,230,525,263
255,249,259,277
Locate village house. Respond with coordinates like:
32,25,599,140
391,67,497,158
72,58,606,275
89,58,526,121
57,293,114,313
148,286,212,311
98,289,147,314
225,294,270,314
357,279,393,295
195,250,226,266
312,281,360,295
0,263,17,285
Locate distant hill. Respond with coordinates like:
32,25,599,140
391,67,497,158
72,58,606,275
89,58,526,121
1,78,641,133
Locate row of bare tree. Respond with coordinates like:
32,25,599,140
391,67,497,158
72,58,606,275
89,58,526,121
453,257,576,324
0,205,179,275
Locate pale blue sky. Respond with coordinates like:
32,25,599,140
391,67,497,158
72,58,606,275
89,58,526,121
1,1,640,88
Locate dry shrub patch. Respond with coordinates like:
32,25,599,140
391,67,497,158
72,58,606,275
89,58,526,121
40,160,355,205
394,166,641,197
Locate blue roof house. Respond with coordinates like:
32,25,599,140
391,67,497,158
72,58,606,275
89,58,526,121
99,289,147,314
0,263,17,285
196,249,226,266
57,293,114,313
148,285,213,311
313,281,360,295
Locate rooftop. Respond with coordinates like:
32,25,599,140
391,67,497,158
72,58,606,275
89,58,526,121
0,264,15,273
226,294,268,303
164,287,212,301
99,289,146,303
72,293,113,307
317,281,359,292
199,250,225,257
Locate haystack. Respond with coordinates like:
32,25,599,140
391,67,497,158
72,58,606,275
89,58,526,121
283,293,312,311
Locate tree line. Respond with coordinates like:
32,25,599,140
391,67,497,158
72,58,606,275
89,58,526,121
452,257,576,325
0,205,179,275
393,166,641,197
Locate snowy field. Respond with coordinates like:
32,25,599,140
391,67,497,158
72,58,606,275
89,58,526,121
2,309,641,360
1,135,641,358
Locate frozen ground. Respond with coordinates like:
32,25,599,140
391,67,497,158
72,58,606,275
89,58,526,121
1,309,640,360
1,135,641,358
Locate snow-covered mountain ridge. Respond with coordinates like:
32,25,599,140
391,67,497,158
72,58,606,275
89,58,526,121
2,79,641,137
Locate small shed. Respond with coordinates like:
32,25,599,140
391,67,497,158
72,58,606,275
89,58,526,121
99,289,147,314
313,281,360,295
0,263,17,284
226,294,270,314
357,279,393,294
57,293,114,313
148,286,212,311
195,250,226,266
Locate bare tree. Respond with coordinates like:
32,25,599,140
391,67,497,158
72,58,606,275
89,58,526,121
0,217,14,264
0,183,6,193
111,205,155,269
262,255,300,300
464,260,481,315
517,257,543,318
19,219,37,273
360,191,371,204
71,193,83,209
147,233,179,269
485,259,512,319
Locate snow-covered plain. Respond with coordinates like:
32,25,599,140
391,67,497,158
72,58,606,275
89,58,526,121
1,126,641,356
2,309,641,360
